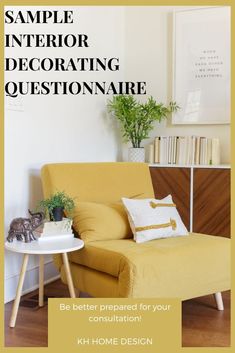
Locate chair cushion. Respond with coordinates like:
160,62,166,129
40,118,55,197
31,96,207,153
68,233,230,299
73,202,132,242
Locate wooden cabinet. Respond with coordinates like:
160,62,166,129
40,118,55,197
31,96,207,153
150,165,230,238
150,167,191,230
193,168,230,237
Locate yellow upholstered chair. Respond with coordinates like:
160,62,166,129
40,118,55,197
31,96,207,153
41,162,230,309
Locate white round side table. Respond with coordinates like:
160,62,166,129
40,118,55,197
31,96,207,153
5,237,84,328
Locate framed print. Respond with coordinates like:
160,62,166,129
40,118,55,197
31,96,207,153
172,7,230,124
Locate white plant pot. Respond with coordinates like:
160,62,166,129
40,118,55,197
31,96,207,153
128,147,145,162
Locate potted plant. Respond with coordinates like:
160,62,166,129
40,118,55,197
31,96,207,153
38,191,75,221
108,95,179,162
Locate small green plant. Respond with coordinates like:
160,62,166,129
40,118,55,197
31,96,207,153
108,95,179,148
37,191,75,220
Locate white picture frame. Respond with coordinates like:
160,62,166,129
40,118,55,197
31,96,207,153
172,7,230,125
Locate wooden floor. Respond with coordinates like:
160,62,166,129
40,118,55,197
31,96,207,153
182,291,230,347
5,280,230,347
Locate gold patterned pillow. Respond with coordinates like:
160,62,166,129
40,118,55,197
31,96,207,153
122,195,188,243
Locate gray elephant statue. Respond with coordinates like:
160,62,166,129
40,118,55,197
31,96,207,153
7,210,45,243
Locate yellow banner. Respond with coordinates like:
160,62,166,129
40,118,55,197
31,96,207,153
48,298,181,353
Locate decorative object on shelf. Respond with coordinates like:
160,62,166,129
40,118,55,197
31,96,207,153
37,191,75,221
128,147,145,162
7,210,45,243
108,95,179,162
172,7,230,124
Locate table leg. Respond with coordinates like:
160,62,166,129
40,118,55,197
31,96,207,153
9,254,29,328
214,292,224,311
62,253,76,298
39,255,44,307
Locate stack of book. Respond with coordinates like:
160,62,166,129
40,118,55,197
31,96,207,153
35,218,74,241
151,136,220,165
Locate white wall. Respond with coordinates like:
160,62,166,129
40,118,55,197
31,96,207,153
124,6,230,163
4,6,125,302
4,6,230,302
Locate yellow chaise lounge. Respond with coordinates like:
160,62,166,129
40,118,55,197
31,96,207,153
41,162,230,309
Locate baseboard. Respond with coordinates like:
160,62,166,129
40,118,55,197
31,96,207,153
5,261,60,303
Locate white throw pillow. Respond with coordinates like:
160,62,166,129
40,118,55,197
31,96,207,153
122,195,188,243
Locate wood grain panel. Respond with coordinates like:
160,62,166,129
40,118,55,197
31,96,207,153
150,167,190,230
182,290,230,347
193,168,230,237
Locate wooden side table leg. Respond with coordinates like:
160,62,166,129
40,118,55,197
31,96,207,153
62,253,76,298
39,255,44,307
9,254,29,328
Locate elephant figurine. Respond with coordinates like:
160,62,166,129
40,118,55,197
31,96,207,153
7,210,45,243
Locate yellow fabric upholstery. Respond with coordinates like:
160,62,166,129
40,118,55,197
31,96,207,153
67,233,230,299
61,262,119,298
41,162,154,274
73,202,132,242
41,162,154,202
41,162,230,299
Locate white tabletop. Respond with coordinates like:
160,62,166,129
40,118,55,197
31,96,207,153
5,237,84,255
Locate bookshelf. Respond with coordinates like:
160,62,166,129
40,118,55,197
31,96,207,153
149,164,230,169
149,136,221,166
149,164,230,237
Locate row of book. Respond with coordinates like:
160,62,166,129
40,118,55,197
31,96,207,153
148,136,220,165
